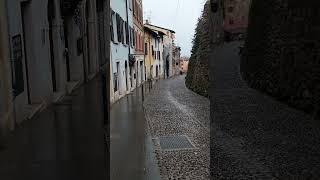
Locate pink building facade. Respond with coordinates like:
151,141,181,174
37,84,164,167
179,57,189,74
223,0,251,39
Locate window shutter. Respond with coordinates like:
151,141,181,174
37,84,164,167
145,43,148,55
116,14,121,42
121,19,124,44
125,22,129,45
111,10,114,42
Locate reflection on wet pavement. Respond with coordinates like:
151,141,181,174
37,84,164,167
110,81,160,180
0,77,108,180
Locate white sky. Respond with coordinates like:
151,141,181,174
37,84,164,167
142,0,206,57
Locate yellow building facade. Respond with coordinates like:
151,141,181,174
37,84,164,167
144,30,153,80
144,26,160,80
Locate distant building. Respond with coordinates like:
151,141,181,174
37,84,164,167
180,57,189,74
222,0,251,40
144,23,176,78
173,46,181,76
132,0,145,88
110,0,133,104
144,26,164,80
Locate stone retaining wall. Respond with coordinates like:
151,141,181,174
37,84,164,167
241,0,320,117
185,2,211,97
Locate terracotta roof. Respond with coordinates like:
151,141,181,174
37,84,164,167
144,24,175,33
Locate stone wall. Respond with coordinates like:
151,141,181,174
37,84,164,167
185,2,211,97
241,0,320,117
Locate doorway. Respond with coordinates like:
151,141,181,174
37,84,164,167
63,20,71,81
140,61,143,83
86,1,91,76
96,0,105,67
156,65,158,78
125,61,128,91
116,62,121,95
20,1,31,104
47,0,57,92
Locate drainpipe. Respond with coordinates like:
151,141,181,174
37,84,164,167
125,0,134,89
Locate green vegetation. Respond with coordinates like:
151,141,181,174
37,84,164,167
185,2,210,97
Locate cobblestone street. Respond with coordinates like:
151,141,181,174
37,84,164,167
144,76,210,180
210,41,320,179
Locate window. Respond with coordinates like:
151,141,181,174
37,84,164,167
211,2,218,13
116,13,122,43
141,36,144,51
152,45,154,56
132,29,135,47
121,20,125,44
129,0,133,10
229,18,234,25
114,72,118,92
125,22,129,45
111,11,115,42
114,62,120,92
11,35,24,97
145,43,148,55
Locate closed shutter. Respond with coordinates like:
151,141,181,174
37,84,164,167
125,22,129,45
116,14,121,42
110,10,114,42
120,19,124,44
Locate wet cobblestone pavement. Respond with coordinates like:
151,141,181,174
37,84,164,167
209,41,320,179
0,76,107,180
144,76,210,180
111,83,161,180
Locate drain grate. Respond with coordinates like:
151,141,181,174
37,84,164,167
159,135,195,151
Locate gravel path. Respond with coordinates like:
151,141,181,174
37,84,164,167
144,76,210,180
210,41,320,179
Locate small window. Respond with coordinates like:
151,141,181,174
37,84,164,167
114,73,118,92
11,35,24,97
110,11,114,42
211,2,218,13
145,43,148,55
229,19,234,25
152,46,154,56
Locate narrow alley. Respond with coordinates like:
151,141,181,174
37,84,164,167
210,41,320,179
110,82,161,180
111,75,210,180
144,76,210,179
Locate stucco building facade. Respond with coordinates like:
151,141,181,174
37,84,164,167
132,0,145,87
222,0,251,40
110,0,133,104
144,23,175,79
1,0,110,132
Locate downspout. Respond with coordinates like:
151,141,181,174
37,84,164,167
125,0,133,88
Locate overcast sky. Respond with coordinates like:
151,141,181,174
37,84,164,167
142,0,206,57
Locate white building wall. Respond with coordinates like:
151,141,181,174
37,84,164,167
110,0,132,104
